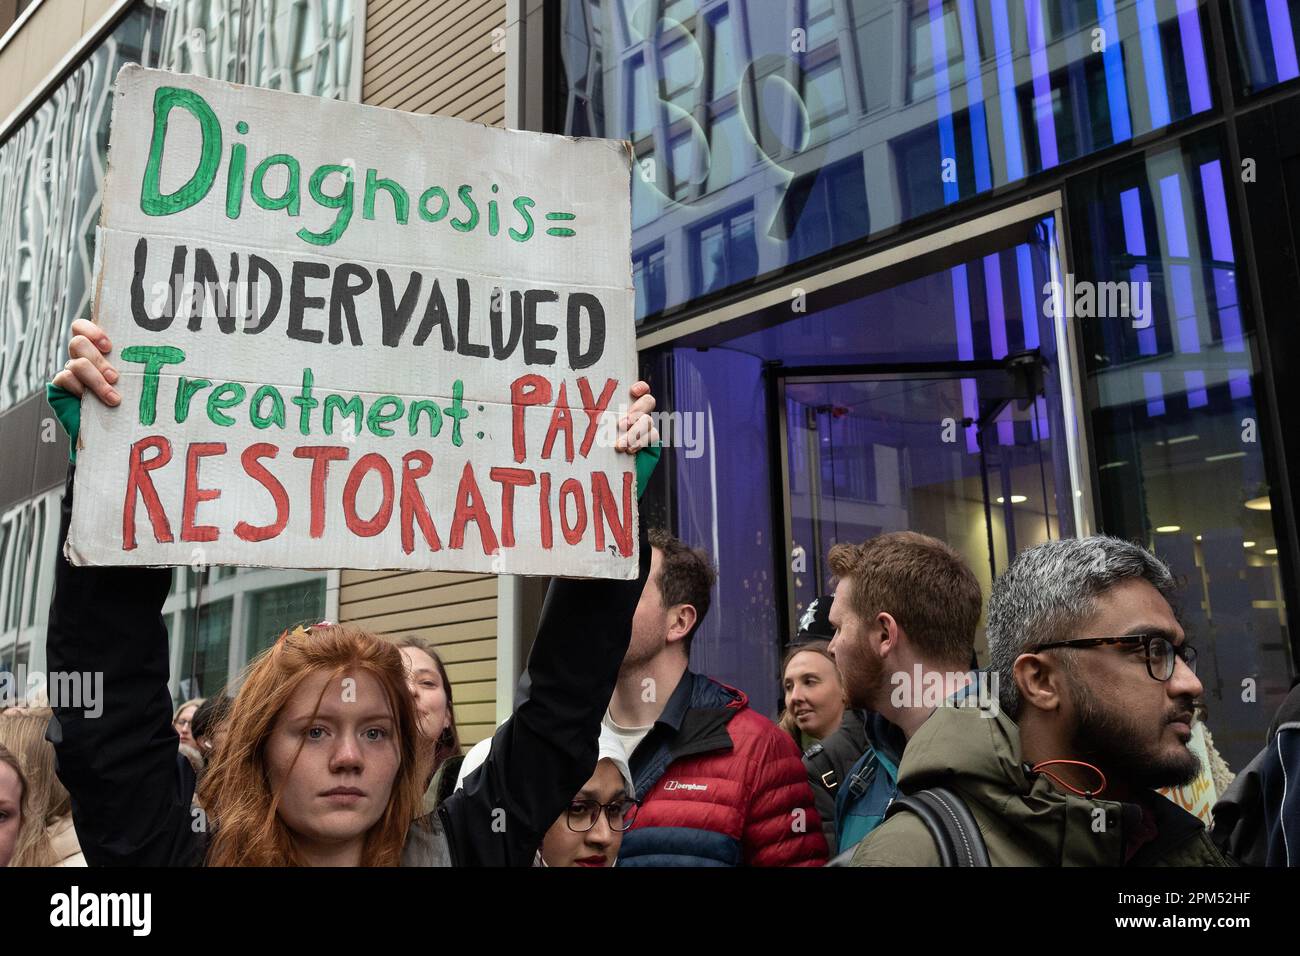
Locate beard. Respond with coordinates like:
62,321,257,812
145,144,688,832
844,640,886,711
1069,676,1200,790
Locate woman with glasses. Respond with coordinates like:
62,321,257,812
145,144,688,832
537,727,637,867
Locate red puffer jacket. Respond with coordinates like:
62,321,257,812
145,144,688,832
618,672,827,866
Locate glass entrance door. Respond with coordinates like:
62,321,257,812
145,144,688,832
780,358,1063,656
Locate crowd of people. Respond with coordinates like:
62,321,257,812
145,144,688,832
0,319,1295,868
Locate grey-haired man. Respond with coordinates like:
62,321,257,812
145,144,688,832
851,535,1231,866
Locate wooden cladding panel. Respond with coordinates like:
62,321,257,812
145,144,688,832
362,0,505,128
346,0,508,749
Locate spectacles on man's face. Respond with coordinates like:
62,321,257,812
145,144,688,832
1036,633,1197,682
565,798,639,833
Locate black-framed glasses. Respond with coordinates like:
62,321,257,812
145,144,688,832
565,798,639,833
1036,633,1197,682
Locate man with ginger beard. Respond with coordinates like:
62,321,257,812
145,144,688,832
824,532,983,855
851,535,1231,866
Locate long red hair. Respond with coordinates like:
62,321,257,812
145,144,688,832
198,625,424,867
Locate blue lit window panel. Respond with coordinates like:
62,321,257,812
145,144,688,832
1229,0,1300,92
1071,131,1291,769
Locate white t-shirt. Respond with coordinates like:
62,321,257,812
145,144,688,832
603,709,654,761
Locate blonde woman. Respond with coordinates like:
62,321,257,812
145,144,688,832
0,709,85,866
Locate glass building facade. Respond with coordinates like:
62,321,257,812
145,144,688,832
543,0,1300,772
0,0,359,701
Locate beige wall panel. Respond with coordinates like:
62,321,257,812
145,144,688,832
445,660,495,684
344,596,496,634
458,722,493,745
429,638,496,664
365,0,455,51
392,49,501,113
341,571,492,603
339,578,498,620
343,0,507,740
81,0,119,32
18,0,84,97
391,617,499,644
366,1,497,85
0,25,28,123
450,677,495,699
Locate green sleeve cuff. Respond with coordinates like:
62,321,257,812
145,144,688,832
46,382,81,463
634,443,661,500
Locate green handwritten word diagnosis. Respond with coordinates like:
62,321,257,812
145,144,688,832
139,86,576,248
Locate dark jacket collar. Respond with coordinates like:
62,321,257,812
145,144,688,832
629,671,745,795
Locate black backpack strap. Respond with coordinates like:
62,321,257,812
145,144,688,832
885,787,990,867
803,742,840,792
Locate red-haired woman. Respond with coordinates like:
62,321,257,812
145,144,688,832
47,319,659,866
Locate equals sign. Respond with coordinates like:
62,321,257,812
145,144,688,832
545,211,576,237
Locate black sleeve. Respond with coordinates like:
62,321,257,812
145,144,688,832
45,467,201,866
438,536,649,866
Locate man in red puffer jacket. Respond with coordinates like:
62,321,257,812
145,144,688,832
606,530,827,867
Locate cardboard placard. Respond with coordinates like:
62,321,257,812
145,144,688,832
67,65,637,578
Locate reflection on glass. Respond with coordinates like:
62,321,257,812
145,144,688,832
1072,131,1293,769
707,109,748,190
1230,0,1300,92
805,58,848,131
557,0,1218,321
247,580,326,658
806,0,840,49
710,8,739,96
180,599,232,700
693,206,757,294
661,36,701,114
643,217,1068,715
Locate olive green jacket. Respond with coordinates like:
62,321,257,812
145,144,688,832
850,704,1232,867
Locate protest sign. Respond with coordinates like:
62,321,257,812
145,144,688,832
66,65,637,578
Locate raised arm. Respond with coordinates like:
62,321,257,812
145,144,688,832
45,466,201,866
438,430,658,866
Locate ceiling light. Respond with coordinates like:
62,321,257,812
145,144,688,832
1205,452,1247,462
1166,435,1200,445
1245,496,1272,511
1155,525,1181,533
995,495,1028,504
1266,548,1278,556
